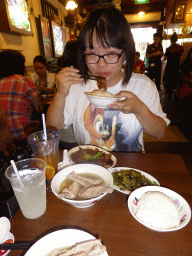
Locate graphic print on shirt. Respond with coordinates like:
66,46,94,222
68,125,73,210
83,103,142,152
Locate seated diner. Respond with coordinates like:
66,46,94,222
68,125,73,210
46,7,170,152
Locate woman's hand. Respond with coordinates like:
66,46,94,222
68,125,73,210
57,66,83,96
107,91,144,114
107,90,167,140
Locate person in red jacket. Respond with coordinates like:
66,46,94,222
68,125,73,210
133,52,145,73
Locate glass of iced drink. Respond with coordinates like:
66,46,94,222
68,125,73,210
5,158,47,219
27,130,60,190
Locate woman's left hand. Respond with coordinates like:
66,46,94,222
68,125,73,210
107,91,144,114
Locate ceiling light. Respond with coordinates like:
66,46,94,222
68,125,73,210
66,1,78,10
138,12,145,17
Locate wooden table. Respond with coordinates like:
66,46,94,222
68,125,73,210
8,153,192,256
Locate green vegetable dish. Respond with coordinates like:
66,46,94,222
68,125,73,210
112,169,158,192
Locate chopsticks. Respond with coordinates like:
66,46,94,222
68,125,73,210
0,241,33,250
80,74,106,81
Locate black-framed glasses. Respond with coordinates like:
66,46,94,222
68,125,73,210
84,51,124,64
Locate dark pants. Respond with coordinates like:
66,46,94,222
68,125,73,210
147,62,162,91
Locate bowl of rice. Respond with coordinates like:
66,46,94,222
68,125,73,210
128,186,191,232
84,90,120,108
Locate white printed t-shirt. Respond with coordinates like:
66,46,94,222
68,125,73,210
64,72,170,152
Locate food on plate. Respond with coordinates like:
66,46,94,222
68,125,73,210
91,89,115,98
58,171,114,200
112,169,157,192
48,239,106,256
136,191,180,229
97,77,107,90
70,147,114,168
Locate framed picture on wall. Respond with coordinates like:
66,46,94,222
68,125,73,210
174,3,186,22
0,0,33,35
50,20,66,58
36,15,53,61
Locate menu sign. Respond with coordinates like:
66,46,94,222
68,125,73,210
7,0,31,32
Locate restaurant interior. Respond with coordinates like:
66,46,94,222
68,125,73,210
1,0,190,172
0,1,192,255
0,0,192,179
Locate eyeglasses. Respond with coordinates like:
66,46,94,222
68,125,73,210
84,51,124,64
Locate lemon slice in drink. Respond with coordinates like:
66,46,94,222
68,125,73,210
45,165,55,180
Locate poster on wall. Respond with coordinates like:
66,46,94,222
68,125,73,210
3,0,33,35
40,16,53,59
50,20,66,58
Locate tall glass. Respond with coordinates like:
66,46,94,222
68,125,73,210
27,130,60,190
5,158,47,219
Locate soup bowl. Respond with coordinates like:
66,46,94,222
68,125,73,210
51,164,113,208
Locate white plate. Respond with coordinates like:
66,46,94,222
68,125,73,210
128,186,191,232
109,167,160,195
68,145,116,169
24,229,108,256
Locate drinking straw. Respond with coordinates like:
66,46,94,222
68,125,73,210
42,113,47,141
10,160,24,188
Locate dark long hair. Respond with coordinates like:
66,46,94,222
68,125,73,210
78,7,135,85
58,40,78,68
33,55,47,66
0,49,25,79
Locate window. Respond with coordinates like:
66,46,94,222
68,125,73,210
41,0,58,19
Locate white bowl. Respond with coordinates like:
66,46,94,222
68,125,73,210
51,164,113,208
24,229,108,256
0,217,10,244
0,232,15,256
68,145,117,168
128,186,191,232
85,92,120,108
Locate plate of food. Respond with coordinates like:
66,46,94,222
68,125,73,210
25,229,108,256
128,186,191,232
109,167,160,195
85,89,120,108
68,145,116,169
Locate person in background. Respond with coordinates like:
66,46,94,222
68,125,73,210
46,7,169,152
163,32,183,99
58,40,78,69
180,47,192,77
146,32,163,91
0,49,42,143
133,52,145,74
179,48,192,100
30,55,57,94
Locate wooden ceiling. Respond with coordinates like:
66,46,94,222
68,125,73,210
76,0,168,15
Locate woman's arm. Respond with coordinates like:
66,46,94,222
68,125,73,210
108,91,167,140
0,104,16,154
46,66,83,130
37,84,55,94
31,93,43,114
